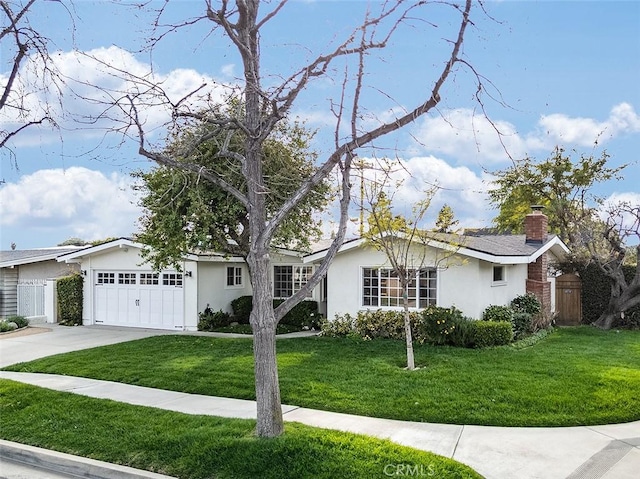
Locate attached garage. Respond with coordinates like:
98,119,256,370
93,271,184,330
58,239,197,331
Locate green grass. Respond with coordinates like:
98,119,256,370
0,380,480,479
6,326,640,426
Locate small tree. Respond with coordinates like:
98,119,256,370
434,204,459,233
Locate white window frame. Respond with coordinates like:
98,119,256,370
361,267,437,309
492,265,507,286
226,266,244,289
273,265,313,299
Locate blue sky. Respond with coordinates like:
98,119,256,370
1,0,639,249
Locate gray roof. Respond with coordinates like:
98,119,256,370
453,234,553,257
0,247,83,267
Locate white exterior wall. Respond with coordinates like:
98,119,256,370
439,259,528,319
196,261,252,315
325,244,530,320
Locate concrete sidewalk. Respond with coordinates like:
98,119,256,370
1,325,639,479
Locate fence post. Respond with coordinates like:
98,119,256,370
44,279,58,324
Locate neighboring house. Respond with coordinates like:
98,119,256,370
57,239,319,331
0,247,81,319
305,209,569,321
54,209,568,331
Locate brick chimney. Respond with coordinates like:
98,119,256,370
525,206,551,317
524,205,548,244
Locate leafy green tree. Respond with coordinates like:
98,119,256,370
488,147,638,329
434,204,459,233
134,116,329,268
488,146,624,243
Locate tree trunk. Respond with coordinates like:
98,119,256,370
402,284,415,370
248,249,284,437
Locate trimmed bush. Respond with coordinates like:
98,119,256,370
6,315,28,329
231,296,319,329
198,306,232,331
482,305,515,323
230,296,253,324
468,321,513,348
57,273,83,326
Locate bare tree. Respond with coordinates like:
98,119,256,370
361,165,437,371
0,0,67,162
93,0,480,437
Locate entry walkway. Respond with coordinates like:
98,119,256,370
1,325,639,479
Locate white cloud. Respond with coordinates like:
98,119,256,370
412,103,640,165
537,103,640,147
0,46,233,147
352,155,493,229
0,167,141,241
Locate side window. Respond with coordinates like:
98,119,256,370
162,273,183,287
492,265,506,284
226,266,243,287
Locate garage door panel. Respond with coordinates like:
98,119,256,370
94,271,184,330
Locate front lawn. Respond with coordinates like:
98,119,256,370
6,327,640,426
0,380,480,479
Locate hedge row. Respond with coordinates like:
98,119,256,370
321,307,513,348
580,263,640,327
57,273,83,326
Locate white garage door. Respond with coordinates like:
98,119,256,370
94,271,184,330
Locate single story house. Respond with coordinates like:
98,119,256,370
53,209,569,331
0,247,81,319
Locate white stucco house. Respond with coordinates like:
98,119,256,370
52,210,568,331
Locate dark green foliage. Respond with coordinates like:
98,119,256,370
274,299,319,329
230,296,253,324
5,315,28,328
482,305,515,323
57,274,83,326
416,305,467,346
510,293,542,316
231,296,319,328
580,263,640,327
320,314,357,338
511,312,534,340
197,306,232,331
468,321,513,348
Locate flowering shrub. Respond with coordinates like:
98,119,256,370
354,309,410,340
320,314,356,337
415,305,467,346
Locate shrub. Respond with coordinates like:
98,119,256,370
275,299,319,329
352,309,410,340
482,305,515,323
6,315,28,329
415,305,466,346
57,273,83,326
0,321,17,332
230,296,253,324
511,312,534,340
321,314,356,337
468,321,513,348
198,305,232,331
231,296,320,329
510,293,542,316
